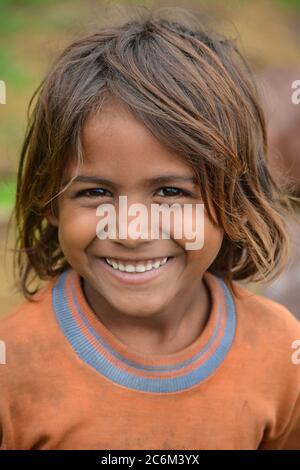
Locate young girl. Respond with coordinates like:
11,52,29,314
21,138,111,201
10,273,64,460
1,10,300,450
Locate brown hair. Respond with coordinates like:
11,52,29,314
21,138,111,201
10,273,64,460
12,8,300,300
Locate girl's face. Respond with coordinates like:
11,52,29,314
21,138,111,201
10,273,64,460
48,98,224,318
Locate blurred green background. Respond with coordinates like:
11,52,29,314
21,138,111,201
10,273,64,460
1,0,300,315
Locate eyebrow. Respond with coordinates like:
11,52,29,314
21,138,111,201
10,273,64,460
63,174,199,188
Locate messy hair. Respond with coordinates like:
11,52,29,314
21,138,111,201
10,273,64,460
13,8,299,300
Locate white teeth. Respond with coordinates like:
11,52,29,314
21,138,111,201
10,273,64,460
105,257,168,272
152,261,161,269
136,265,146,273
124,265,135,273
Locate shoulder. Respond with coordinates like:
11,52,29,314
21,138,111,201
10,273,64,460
231,285,300,450
0,276,68,450
228,280,300,388
0,277,61,380
232,281,300,340
221,280,300,447
0,280,54,337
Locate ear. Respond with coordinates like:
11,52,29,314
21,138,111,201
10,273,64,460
45,209,59,228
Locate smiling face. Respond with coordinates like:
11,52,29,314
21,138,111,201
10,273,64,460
48,98,224,320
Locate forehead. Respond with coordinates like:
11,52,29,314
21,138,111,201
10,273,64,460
77,97,195,178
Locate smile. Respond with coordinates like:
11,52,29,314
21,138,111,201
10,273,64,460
105,256,169,272
98,256,175,285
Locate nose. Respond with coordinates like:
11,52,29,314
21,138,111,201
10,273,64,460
113,235,153,250
96,195,160,249
114,199,155,249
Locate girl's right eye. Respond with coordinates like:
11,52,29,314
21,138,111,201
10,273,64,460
75,188,113,198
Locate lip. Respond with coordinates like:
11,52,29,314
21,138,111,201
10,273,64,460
97,256,175,285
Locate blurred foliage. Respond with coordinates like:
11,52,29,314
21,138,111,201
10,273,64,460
0,179,15,209
0,0,300,210
277,0,300,8
0,0,93,200
0,0,299,312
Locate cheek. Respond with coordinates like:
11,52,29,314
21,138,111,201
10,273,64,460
172,209,223,268
203,220,224,262
58,205,99,254
168,205,223,247
188,223,223,273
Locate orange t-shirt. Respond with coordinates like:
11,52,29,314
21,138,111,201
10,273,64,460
0,268,300,450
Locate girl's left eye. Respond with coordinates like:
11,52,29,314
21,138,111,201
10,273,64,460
156,187,190,197
75,188,112,198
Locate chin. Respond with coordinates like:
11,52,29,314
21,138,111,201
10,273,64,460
108,297,166,318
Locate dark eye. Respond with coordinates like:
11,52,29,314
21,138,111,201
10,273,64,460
156,187,190,197
75,188,112,198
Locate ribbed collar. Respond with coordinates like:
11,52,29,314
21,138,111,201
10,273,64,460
52,268,236,394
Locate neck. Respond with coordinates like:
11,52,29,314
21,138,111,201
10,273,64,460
82,276,211,355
